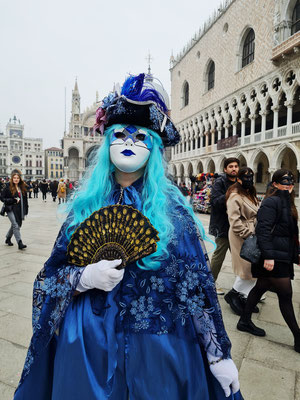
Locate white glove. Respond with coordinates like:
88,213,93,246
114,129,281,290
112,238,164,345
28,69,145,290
209,358,240,397
77,259,124,292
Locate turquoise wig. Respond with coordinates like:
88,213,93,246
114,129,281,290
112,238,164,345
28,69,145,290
64,124,211,271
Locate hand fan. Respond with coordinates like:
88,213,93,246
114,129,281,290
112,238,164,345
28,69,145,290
67,205,159,269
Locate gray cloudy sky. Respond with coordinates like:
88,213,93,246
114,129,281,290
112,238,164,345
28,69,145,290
1,0,221,148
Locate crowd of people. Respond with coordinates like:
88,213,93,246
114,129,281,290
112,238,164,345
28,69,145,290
208,157,300,354
0,172,77,249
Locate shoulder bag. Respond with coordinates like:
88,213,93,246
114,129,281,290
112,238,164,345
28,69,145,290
240,234,261,264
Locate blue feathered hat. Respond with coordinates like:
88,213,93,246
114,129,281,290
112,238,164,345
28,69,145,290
95,73,180,147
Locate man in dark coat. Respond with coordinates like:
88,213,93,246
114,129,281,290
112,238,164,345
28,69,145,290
209,158,239,295
40,179,49,202
50,180,59,202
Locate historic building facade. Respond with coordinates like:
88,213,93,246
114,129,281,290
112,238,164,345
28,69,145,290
169,0,300,194
62,72,170,180
62,80,103,181
0,116,44,180
44,147,64,179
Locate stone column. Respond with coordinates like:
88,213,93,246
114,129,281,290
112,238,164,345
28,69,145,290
285,100,295,136
171,146,175,160
211,130,215,148
205,133,209,152
250,114,256,138
298,168,300,199
272,106,279,138
232,121,237,136
225,125,229,139
260,110,267,141
240,118,246,145
199,134,203,154
217,127,222,141
268,168,276,186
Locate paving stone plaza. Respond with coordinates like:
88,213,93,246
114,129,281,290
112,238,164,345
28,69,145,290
0,197,299,399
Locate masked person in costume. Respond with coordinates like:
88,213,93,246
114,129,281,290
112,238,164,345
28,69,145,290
14,74,242,400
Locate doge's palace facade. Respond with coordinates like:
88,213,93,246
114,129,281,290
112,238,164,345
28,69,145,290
170,0,300,194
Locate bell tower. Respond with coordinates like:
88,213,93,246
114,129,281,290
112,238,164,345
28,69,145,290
70,78,81,137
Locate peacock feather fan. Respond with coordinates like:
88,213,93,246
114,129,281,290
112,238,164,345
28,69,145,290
121,73,168,113
67,205,160,269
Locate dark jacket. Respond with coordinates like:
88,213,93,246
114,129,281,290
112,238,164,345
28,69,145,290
209,174,235,238
256,190,299,263
50,181,59,195
40,181,49,194
1,186,28,226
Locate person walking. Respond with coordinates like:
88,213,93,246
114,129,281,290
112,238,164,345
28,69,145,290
33,181,39,198
209,158,240,295
57,179,66,204
225,167,259,315
27,181,33,199
0,171,28,249
237,169,300,353
50,180,59,202
40,179,48,202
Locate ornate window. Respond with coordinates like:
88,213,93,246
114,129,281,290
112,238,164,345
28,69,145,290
182,81,189,107
208,61,215,90
242,29,255,67
292,0,300,35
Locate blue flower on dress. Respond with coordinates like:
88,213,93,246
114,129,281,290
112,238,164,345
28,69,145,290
186,294,205,315
130,296,154,331
150,276,165,292
165,254,183,277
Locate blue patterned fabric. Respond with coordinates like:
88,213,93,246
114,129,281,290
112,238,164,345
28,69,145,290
14,178,241,399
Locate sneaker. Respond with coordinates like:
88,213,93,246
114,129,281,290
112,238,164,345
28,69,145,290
216,285,225,295
237,318,266,337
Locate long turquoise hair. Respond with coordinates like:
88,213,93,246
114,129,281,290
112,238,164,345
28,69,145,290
63,124,211,271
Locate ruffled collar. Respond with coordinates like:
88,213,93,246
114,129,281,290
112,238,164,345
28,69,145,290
110,175,144,210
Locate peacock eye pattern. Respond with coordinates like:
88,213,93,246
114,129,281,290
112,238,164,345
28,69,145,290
67,205,160,269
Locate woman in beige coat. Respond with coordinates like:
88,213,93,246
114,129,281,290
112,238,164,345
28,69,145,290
57,179,66,204
224,167,259,315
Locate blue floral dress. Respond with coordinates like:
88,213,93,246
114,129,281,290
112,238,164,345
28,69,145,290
14,179,243,400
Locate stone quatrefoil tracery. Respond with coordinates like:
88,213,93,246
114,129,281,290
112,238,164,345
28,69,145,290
173,69,300,157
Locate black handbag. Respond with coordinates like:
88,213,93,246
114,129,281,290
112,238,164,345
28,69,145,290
0,204,5,216
240,234,261,264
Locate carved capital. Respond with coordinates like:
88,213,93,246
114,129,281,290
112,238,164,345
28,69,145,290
284,100,296,108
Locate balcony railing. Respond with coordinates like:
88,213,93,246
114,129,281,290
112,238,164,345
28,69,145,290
172,121,300,161
265,129,273,140
278,126,287,137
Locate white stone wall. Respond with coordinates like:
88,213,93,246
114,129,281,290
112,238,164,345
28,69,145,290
171,0,277,124
169,0,300,195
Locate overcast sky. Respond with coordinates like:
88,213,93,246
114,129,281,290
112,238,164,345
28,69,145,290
1,0,221,148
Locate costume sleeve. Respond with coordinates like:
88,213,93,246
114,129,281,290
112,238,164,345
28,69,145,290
20,218,83,384
227,194,251,239
174,206,232,360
